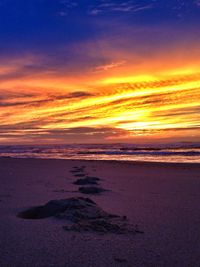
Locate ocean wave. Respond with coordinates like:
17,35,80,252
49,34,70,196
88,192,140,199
0,144,200,163
78,150,200,156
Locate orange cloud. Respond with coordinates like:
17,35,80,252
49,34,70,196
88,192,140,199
0,41,200,144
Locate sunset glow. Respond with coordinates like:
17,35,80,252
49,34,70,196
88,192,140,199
0,0,200,144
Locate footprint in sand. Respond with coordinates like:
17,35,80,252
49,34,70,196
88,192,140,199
73,176,100,185
78,186,107,195
17,197,140,235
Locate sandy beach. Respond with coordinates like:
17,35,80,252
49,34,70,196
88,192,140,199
1,157,200,267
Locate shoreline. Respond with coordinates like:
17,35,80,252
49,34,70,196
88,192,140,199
1,156,200,167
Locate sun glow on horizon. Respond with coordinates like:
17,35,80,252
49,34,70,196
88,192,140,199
0,55,200,144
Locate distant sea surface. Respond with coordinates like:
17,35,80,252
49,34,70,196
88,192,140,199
0,144,200,163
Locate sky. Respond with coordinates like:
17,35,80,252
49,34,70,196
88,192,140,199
0,0,200,144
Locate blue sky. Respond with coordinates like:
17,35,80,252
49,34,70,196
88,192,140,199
0,0,200,56
0,0,199,78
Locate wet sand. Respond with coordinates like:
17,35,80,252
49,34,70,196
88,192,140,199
0,157,200,267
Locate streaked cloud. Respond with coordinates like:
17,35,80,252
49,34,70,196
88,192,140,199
57,0,78,16
89,1,153,15
0,91,93,107
0,60,199,144
95,60,126,71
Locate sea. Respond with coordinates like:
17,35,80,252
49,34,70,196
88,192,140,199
0,143,200,163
